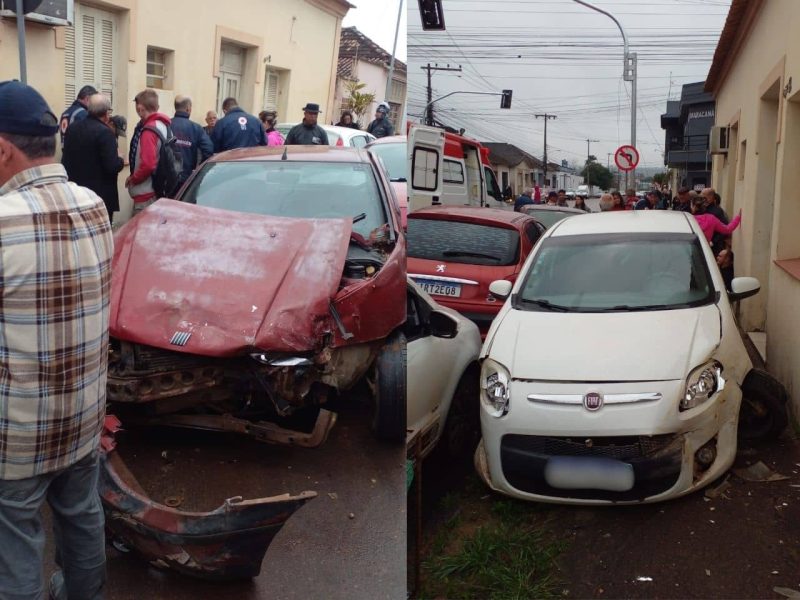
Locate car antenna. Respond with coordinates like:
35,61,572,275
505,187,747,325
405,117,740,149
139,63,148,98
281,146,288,161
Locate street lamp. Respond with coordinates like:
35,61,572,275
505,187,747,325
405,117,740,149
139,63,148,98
572,0,637,188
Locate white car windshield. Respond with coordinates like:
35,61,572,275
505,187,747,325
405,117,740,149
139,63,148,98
181,161,387,238
516,233,716,312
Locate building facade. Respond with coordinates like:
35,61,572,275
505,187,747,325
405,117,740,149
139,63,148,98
335,26,406,131
660,81,716,192
706,0,800,414
482,142,542,197
0,0,351,220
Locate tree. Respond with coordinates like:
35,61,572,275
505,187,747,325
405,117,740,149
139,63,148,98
652,171,670,186
343,80,375,128
580,159,614,191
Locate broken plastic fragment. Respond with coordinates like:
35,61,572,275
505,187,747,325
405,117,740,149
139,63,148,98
635,577,653,582
774,587,800,599
734,461,790,482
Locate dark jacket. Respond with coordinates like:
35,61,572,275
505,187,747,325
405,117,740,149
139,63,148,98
61,115,124,214
285,122,330,145
59,100,88,146
211,107,266,153
171,111,214,184
514,194,533,212
335,121,360,130
366,116,394,139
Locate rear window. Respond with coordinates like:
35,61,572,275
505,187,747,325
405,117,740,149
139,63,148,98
407,218,520,266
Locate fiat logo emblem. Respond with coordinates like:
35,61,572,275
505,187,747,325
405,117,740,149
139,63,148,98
583,392,603,411
436,264,446,273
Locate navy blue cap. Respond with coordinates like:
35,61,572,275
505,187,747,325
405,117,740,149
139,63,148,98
0,80,59,136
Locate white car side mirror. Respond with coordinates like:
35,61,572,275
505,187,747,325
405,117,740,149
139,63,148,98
728,276,760,302
489,280,513,300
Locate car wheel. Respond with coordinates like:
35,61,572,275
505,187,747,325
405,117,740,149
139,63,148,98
738,368,788,442
372,331,407,443
441,366,481,458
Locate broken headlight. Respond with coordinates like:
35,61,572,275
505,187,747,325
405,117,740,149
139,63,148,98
480,358,510,418
681,360,724,411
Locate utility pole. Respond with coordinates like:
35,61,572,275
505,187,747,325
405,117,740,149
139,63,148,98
384,0,404,103
607,152,612,170
535,113,557,188
585,138,599,192
421,63,462,126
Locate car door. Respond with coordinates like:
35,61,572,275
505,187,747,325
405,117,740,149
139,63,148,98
406,286,456,455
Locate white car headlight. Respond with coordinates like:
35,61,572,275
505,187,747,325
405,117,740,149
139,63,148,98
681,360,724,411
481,358,510,417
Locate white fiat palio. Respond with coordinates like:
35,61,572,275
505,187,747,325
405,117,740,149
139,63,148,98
475,210,787,504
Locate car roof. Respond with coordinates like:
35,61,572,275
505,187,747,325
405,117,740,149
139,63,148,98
367,135,406,146
549,210,694,237
522,205,585,213
276,123,373,140
206,146,373,163
409,206,535,228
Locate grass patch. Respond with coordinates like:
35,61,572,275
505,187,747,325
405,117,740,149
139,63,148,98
420,478,564,600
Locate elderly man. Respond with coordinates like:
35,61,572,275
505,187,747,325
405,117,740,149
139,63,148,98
62,94,124,224
598,193,614,211
701,187,728,222
0,80,113,600
204,110,217,136
285,103,329,145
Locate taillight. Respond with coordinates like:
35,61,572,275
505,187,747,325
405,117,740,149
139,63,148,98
336,137,344,146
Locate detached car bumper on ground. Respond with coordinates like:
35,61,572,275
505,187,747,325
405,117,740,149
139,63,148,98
475,211,787,504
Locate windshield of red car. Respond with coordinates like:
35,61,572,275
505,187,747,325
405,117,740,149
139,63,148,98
406,218,520,266
368,142,406,182
181,161,387,238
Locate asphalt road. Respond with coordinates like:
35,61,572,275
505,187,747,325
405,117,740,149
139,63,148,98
42,396,406,600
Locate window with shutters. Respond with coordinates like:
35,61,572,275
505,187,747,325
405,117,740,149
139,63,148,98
63,5,116,107
146,46,174,90
388,78,406,104
263,71,279,111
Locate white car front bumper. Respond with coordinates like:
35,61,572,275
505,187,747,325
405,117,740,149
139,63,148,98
475,379,741,504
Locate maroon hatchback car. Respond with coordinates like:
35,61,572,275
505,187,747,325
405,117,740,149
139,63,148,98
406,206,545,335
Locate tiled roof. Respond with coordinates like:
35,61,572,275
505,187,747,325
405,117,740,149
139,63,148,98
481,142,542,168
338,27,407,81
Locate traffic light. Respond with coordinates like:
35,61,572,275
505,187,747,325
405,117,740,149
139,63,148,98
418,0,445,31
500,90,513,109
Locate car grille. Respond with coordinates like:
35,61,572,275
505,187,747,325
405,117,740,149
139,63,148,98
507,434,676,461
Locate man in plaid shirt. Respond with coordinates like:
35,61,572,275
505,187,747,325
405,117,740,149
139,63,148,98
0,81,113,600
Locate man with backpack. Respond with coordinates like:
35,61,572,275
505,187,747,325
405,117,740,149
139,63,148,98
125,89,180,215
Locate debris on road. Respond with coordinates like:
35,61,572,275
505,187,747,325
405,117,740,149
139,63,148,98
635,576,653,582
774,587,800,599
704,476,732,499
734,461,790,482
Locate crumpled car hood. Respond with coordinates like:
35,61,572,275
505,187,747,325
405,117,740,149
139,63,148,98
489,304,721,381
110,199,351,356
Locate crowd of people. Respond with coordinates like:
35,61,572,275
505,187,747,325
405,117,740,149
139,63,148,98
57,86,398,223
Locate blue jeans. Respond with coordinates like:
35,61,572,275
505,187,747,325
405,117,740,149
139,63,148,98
0,449,106,600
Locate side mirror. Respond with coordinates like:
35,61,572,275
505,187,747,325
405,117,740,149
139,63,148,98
429,310,458,339
489,280,513,301
728,276,760,302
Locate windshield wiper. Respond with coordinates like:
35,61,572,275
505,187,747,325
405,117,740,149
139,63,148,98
595,304,669,312
442,250,502,261
517,298,572,312
353,212,367,223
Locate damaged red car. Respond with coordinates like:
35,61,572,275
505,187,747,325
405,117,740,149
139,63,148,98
107,146,407,443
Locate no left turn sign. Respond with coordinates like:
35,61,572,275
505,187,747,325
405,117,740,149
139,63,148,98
614,145,640,172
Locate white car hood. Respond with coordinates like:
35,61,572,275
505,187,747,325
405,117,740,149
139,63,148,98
489,303,721,382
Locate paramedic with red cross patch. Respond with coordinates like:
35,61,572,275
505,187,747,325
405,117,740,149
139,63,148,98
211,97,266,153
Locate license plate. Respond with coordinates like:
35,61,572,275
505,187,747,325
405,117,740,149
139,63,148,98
544,456,634,492
413,278,462,298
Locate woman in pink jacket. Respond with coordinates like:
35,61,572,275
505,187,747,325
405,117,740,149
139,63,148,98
258,110,284,146
690,195,742,241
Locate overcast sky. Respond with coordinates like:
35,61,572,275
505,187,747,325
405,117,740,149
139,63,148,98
343,0,408,63
407,0,731,171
